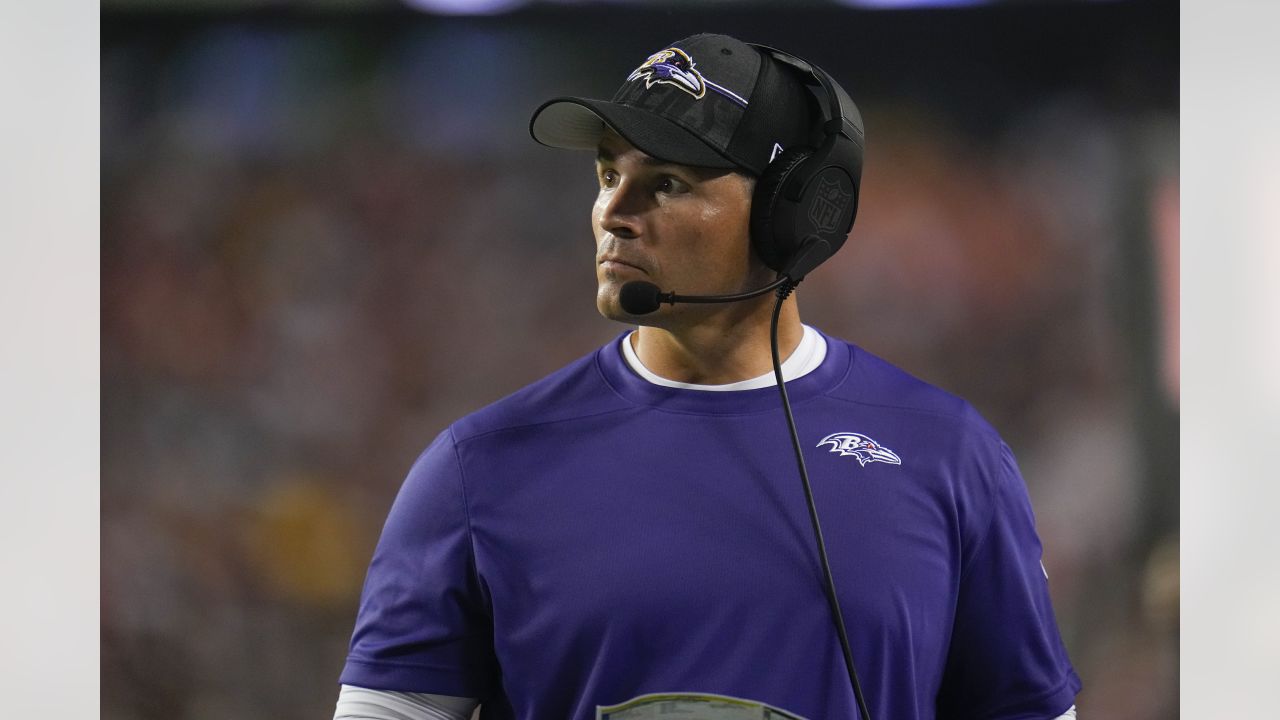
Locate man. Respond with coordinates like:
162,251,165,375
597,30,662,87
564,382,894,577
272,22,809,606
334,34,1081,720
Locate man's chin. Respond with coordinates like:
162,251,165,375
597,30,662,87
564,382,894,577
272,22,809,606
596,289,630,323
597,285,654,324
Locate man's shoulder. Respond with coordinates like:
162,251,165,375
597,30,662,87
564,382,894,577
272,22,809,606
821,333,999,440
449,337,632,445
818,333,1011,496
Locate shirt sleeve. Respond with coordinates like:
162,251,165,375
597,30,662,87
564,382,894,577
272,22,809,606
340,428,498,698
936,443,1082,719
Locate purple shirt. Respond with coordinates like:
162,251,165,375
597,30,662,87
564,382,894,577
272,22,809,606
341,331,1081,719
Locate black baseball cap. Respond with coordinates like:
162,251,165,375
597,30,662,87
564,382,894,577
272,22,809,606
530,34,819,176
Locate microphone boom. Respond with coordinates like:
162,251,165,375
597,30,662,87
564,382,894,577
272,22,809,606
619,277,791,315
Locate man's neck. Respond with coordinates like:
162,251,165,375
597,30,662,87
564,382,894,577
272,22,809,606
630,297,804,385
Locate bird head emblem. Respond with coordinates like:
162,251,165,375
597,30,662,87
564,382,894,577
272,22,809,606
817,432,902,467
626,47,707,99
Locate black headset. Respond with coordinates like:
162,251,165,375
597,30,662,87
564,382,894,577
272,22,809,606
747,45,865,282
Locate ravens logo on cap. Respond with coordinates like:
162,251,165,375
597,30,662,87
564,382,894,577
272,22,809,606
626,47,707,100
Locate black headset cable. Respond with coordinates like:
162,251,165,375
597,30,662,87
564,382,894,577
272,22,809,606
769,280,873,720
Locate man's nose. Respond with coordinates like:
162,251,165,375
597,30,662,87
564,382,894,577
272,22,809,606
597,183,646,240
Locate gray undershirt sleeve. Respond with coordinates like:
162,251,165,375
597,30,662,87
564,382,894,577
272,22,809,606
332,684,479,720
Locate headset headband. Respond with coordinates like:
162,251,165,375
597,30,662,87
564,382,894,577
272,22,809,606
749,44,865,152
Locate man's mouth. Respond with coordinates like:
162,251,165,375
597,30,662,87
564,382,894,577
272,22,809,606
598,257,648,274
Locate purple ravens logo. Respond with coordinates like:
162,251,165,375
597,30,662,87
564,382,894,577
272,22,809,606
626,48,707,99
817,432,902,468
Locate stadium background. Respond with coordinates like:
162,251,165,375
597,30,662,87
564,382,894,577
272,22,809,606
100,1,1179,717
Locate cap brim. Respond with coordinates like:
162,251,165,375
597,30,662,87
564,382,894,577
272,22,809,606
530,97,738,170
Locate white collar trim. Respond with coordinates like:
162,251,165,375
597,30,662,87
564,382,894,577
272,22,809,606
620,325,827,391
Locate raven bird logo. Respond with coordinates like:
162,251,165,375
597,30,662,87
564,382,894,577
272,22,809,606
817,432,902,467
626,48,707,99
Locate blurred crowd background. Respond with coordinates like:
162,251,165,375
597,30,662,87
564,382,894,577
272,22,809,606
101,1,1178,718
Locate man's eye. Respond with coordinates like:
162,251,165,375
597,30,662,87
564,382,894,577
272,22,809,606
656,176,687,194
599,169,618,187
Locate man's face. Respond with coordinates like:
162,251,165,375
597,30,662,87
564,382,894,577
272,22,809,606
592,131,763,324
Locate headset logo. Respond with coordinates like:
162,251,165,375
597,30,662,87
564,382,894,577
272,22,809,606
807,175,851,234
817,432,902,467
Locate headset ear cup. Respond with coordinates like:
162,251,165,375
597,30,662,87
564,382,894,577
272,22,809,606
750,147,813,273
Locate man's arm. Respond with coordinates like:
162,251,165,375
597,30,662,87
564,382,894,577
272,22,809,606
332,685,478,720
340,430,498,699
937,441,1082,718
